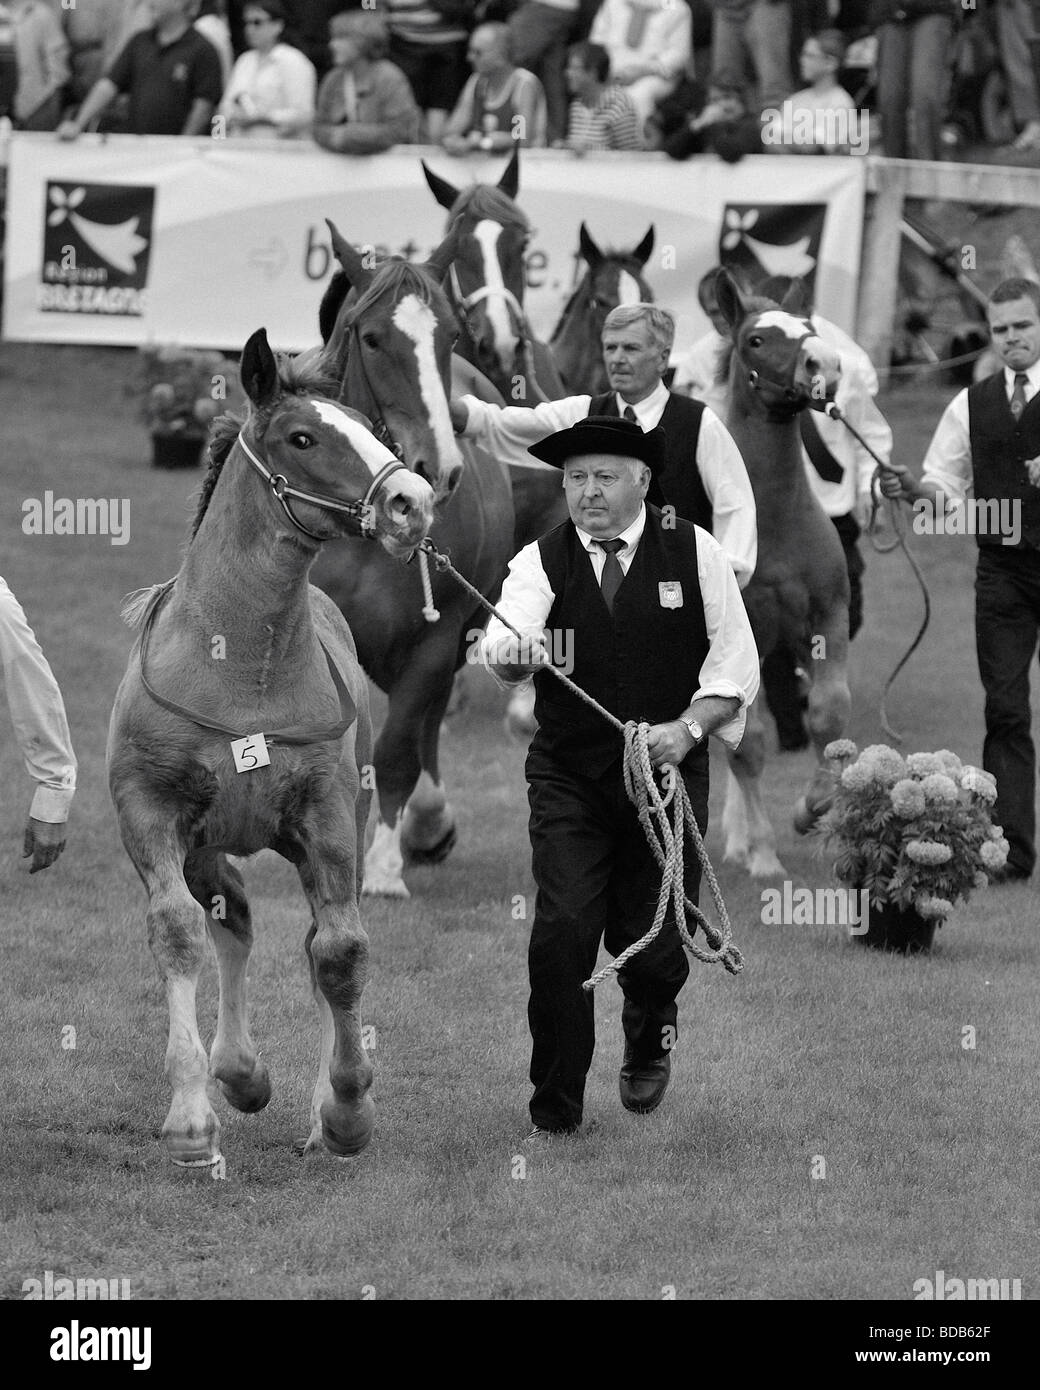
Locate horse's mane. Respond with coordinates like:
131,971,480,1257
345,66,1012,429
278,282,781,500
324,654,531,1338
343,257,438,325
714,293,782,386
189,353,339,539
449,183,530,234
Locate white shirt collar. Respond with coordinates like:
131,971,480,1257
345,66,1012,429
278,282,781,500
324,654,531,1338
615,379,669,429
575,503,646,556
1003,361,1040,395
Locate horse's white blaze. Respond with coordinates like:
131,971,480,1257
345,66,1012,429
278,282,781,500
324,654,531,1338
755,310,811,340
310,400,397,478
617,268,642,307
392,293,461,476
474,219,516,371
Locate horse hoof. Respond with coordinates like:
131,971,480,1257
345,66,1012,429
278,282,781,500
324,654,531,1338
320,1096,375,1157
163,1104,221,1166
403,822,457,866
218,1060,272,1114
362,873,410,898
747,851,788,878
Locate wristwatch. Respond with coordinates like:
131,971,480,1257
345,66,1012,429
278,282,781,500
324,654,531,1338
682,718,703,746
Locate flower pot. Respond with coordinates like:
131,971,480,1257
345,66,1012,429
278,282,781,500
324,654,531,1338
151,434,206,470
856,899,937,954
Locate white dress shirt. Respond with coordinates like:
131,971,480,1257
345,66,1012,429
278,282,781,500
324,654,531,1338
478,505,761,749
219,44,317,135
0,576,77,824
461,380,758,588
921,361,1040,500
671,315,892,518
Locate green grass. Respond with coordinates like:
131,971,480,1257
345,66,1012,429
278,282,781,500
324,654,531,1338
1,338,1039,1303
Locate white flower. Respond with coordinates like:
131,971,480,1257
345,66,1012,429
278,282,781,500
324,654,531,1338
906,839,953,865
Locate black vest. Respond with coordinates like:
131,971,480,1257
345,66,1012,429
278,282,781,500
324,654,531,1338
588,391,711,532
967,372,1040,550
531,506,710,777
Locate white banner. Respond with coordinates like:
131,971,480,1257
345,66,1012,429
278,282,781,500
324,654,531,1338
2,135,865,357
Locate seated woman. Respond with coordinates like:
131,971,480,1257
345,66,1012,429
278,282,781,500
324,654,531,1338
219,0,316,139
313,9,419,155
441,20,547,153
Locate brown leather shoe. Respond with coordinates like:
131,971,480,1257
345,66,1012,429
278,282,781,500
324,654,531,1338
619,1046,671,1114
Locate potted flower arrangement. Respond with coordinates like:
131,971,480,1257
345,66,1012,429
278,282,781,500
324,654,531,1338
137,346,243,469
816,740,1009,953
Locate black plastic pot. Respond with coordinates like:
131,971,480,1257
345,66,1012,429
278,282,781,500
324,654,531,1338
856,899,937,955
151,434,206,469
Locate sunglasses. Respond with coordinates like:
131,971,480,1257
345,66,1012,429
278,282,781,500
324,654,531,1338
244,17,276,25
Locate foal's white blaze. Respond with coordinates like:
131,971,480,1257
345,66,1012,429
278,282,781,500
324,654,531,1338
391,293,462,479
310,400,397,477
474,219,516,374
754,310,811,340
617,268,642,307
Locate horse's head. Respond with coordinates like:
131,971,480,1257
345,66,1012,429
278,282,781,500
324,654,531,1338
715,269,842,418
319,221,465,504
550,223,655,395
421,151,531,394
234,328,434,559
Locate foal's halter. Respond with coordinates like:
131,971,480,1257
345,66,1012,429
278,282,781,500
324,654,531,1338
744,323,821,402
447,261,528,365
237,427,405,543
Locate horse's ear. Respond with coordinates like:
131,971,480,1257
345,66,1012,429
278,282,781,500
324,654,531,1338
497,147,520,200
426,223,463,282
325,218,374,291
714,268,749,332
633,226,655,267
421,159,460,212
779,276,808,315
240,329,280,409
579,222,603,269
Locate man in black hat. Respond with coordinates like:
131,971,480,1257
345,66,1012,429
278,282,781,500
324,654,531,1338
479,416,759,1137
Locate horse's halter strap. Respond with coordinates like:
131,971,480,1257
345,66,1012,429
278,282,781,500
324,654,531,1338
447,262,528,355
237,428,405,543
346,322,407,461
135,582,358,745
745,325,820,402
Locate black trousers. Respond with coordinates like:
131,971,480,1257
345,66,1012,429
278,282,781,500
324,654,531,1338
525,746,709,1132
763,511,864,748
975,546,1040,876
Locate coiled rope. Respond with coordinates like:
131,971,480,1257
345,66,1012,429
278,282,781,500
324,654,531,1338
415,537,744,983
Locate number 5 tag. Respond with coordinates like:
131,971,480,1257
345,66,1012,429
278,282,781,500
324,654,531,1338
231,733,270,773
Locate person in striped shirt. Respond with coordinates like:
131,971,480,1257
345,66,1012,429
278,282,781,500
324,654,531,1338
559,39,641,152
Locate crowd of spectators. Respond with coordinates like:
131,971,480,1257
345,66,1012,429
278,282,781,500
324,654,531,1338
0,0,1037,163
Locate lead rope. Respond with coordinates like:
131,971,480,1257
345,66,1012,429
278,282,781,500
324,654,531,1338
827,403,931,743
418,547,440,622
415,537,744,982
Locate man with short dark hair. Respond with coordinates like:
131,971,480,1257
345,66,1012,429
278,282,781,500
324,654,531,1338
453,302,758,590
559,38,641,151
58,0,223,137
882,278,1040,882
479,416,759,1136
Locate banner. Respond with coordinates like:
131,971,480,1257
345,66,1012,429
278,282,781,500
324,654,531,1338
3,136,865,356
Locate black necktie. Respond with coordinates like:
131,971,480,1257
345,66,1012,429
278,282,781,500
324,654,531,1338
598,538,625,613
1011,372,1029,420
622,405,638,423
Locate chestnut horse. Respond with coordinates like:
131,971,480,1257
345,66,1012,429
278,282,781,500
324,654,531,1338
108,330,434,1165
713,271,851,876
310,224,515,896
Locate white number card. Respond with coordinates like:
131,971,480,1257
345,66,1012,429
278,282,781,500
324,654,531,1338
231,734,270,773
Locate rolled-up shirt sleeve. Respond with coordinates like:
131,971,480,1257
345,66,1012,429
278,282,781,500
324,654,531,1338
0,577,76,823
920,388,972,502
696,408,757,589
478,542,555,688
690,527,760,749
460,394,591,467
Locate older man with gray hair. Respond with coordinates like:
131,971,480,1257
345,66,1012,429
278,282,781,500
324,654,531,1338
451,302,757,588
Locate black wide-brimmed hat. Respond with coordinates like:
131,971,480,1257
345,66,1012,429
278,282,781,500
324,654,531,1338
527,415,666,472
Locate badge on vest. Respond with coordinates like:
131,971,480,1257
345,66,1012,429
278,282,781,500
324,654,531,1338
659,581,683,609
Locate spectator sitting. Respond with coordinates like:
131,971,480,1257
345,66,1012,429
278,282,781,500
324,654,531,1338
507,0,581,144
383,0,471,144
219,0,315,138
589,0,691,130
557,39,641,151
5,0,69,130
766,28,857,154
313,9,419,154
442,20,547,153
660,73,763,162
57,0,224,137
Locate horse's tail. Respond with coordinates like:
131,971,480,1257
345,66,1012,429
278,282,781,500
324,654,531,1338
121,580,174,629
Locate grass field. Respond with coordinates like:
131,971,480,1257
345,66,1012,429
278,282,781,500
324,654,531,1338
1,336,1038,1306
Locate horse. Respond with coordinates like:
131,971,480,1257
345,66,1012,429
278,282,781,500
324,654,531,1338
549,221,656,396
712,270,851,877
420,148,565,409
107,329,435,1166
310,223,516,897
